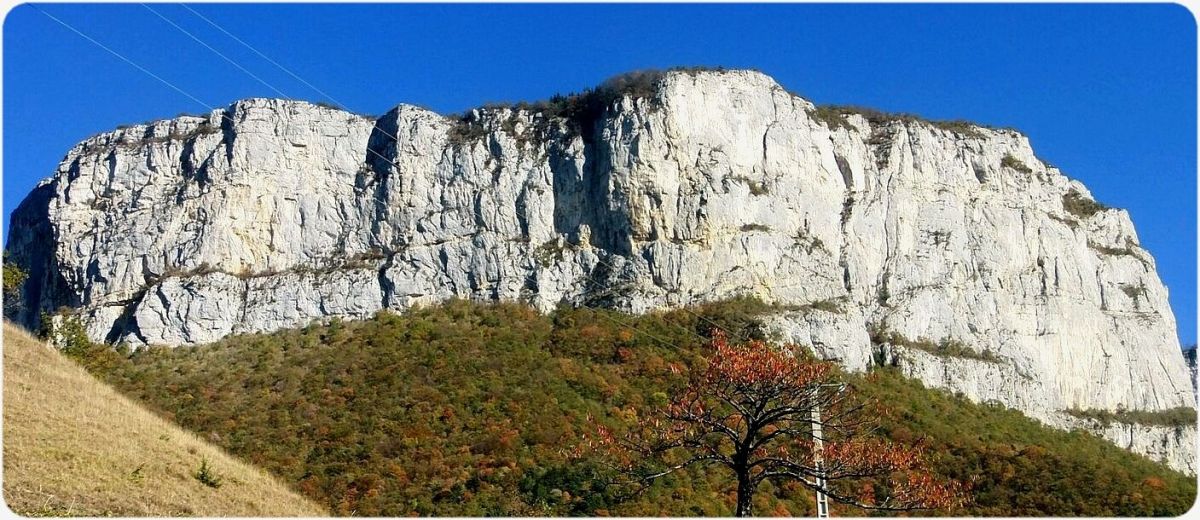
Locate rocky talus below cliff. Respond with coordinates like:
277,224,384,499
7,69,1194,472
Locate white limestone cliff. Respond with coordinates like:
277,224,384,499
7,69,1194,472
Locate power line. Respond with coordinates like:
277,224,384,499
34,5,217,112
149,5,404,168
141,3,291,101
177,3,343,109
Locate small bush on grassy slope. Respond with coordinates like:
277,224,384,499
78,300,1195,516
194,458,224,488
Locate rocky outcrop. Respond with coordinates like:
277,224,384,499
7,69,1194,472
1058,415,1197,474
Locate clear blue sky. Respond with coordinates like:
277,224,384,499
3,3,1196,345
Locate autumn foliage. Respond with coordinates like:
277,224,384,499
69,299,1194,516
580,331,966,515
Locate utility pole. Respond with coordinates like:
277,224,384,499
811,383,846,518
811,401,830,518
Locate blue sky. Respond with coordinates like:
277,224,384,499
3,3,1196,345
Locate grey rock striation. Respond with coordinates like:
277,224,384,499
7,69,1194,472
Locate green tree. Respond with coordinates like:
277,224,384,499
3,251,28,319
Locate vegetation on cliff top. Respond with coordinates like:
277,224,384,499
807,104,1006,138
56,299,1196,516
448,68,682,145
448,66,1022,149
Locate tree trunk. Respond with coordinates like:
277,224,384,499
735,471,754,517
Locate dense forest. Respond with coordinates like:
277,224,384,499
63,299,1195,516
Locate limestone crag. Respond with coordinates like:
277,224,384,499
7,69,1194,472
1057,414,1197,474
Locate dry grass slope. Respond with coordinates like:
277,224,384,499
2,323,326,517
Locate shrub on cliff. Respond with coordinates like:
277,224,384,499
1063,190,1110,218
1064,407,1197,428
809,105,991,138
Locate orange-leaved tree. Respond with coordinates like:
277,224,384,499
577,331,966,516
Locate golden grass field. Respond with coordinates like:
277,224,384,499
2,323,326,516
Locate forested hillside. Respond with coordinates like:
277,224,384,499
64,300,1196,516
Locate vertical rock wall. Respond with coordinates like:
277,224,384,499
7,69,1193,472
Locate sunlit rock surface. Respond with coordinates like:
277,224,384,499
8,70,1193,472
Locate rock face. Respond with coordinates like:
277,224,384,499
8,69,1194,472
1186,348,1197,395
